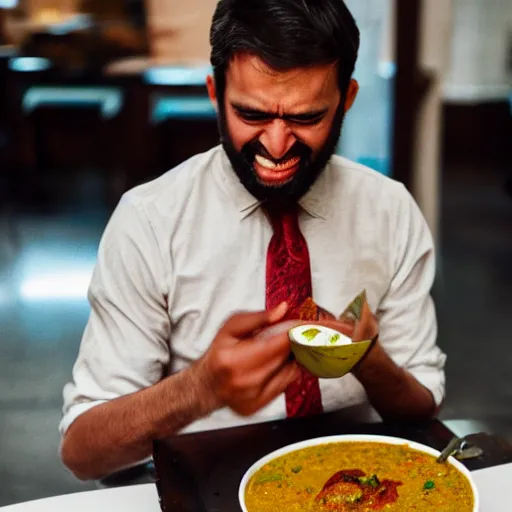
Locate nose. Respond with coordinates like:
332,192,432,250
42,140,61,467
259,119,296,160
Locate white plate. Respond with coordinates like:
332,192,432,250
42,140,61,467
239,434,479,512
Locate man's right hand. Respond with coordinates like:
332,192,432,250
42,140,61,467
194,302,300,417
60,303,299,481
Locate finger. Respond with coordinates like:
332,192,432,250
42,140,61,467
234,362,299,417
222,303,288,339
243,342,298,388
253,320,302,342
231,331,293,371
255,362,300,409
353,303,379,341
317,306,336,321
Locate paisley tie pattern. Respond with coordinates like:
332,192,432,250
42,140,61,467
265,206,323,418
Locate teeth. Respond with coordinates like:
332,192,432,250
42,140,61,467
255,155,277,169
255,154,300,171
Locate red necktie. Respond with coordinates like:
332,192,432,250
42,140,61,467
265,205,324,418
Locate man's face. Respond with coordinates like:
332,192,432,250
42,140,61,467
207,54,358,203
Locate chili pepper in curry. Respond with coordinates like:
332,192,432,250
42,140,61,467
316,469,402,511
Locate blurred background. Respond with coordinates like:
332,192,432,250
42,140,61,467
0,0,510,506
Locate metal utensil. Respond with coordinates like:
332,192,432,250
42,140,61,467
437,435,484,463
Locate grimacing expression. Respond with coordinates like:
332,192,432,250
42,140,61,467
207,54,359,203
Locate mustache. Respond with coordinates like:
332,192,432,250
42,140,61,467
242,140,312,165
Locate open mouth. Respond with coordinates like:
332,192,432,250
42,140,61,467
254,154,300,172
253,154,301,184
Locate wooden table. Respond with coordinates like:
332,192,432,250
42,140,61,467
1,409,511,511
153,409,512,511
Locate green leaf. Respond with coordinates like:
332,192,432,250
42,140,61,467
256,473,283,484
302,328,321,342
424,480,435,490
367,475,380,488
330,334,340,344
359,474,380,488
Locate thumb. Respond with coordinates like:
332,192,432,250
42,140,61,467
353,301,379,342
222,302,289,339
253,319,303,342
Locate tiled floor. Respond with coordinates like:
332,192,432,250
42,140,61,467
0,166,511,506
0,211,105,505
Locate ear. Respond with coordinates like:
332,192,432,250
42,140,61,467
206,75,218,112
344,79,359,113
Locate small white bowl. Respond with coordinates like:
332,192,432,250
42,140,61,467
239,434,479,512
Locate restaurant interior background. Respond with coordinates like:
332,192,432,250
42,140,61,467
0,0,510,507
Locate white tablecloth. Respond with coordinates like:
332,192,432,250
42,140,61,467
1,463,510,511
472,462,512,512
0,485,160,512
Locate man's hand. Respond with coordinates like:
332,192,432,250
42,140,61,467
195,303,300,416
61,303,299,480
295,299,435,421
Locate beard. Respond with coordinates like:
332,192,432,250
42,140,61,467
218,101,346,205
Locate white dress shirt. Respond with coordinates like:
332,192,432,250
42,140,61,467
60,146,446,439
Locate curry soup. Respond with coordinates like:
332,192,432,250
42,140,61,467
245,442,474,512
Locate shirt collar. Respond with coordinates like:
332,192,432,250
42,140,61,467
216,147,333,220
298,163,332,220
217,149,261,219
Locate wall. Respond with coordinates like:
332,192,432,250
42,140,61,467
23,0,79,19
362,0,453,242
145,0,217,65
414,0,453,245
442,0,511,168
337,0,394,176
444,0,512,102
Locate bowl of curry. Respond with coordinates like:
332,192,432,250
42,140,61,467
239,434,478,512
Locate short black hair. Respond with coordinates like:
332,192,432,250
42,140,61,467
210,0,360,102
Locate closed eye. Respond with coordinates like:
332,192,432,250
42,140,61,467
232,103,328,126
235,109,273,123
286,112,327,125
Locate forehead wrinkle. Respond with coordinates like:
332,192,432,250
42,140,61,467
226,55,341,114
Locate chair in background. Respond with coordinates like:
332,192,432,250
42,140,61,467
144,65,218,174
5,55,127,211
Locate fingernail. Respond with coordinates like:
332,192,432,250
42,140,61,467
269,302,287,321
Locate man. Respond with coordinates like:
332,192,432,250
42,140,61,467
60,0,446,481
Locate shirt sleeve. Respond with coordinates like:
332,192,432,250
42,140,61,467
377,185,447,407
59,194,172,436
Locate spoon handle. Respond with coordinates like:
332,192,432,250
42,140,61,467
437,435,485,463
437,436,465,463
